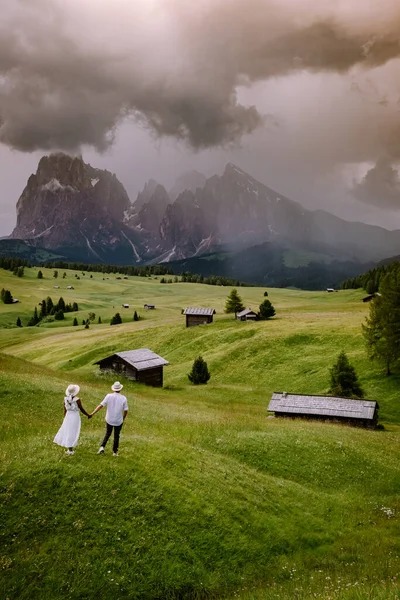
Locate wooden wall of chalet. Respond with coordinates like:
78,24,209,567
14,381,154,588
98,357,164,387
186,314,214,328
137,366,163,387
274,411,377,429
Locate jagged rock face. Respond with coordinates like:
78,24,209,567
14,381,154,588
11,155,400,265
199,163,306,245
158,191,211,260
132,179,160,214
135,184,170,235
10,153,142,261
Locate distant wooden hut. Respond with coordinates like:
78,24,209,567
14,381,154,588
268,392,377,429
183,307,216,328
363,292,381,303
144,303,155,310
94,348,169,387
237,308,258,321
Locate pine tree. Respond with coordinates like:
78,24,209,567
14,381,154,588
56,297,66,312
133,311,139,321
259,299,276,320
85,322,90,329
2,289,13,304
46,296,54,314
73,317,78,326
72,302,79,312
17,266,24,277
329,351,364,398
16,317,22,327
53,270,58,279
40,298,47,319
54,309,64,321
362,271,400,375
110,312,122,325
37,270,43,279
188,356,211,385
98,316,102,324
263,290,269,297
225,288,245,316
28,306,40,326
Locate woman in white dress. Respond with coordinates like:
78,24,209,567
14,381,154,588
54,384,91,454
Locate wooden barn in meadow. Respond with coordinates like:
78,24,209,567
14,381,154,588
236,308,258,321
94,348,169,387
183,307,216,328
268,392,378,429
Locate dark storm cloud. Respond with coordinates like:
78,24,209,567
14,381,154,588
352,158,400,209
1,0,400,152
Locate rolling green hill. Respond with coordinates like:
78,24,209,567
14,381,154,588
1,268,399,600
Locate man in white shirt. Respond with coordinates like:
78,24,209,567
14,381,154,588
90,381,128,456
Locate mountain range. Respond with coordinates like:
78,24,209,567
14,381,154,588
5,152,400,286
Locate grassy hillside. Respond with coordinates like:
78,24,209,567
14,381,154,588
1,267,400,599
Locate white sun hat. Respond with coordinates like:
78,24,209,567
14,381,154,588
66,384,80,397
111,381,123,391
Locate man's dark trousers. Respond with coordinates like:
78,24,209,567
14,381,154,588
101,422,123,453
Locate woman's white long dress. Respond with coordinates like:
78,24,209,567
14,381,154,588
53,396,81,448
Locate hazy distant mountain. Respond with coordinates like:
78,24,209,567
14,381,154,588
169,170,207,201
9,154,400,274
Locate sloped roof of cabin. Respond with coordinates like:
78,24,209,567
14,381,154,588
237,308,257,317
268,392,376,420
183,307,216,316
95,348,169,371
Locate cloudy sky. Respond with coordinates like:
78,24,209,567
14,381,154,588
2,0,400,236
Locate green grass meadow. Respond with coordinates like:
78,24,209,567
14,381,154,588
1,267,400,599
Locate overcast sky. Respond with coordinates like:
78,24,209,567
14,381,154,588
2,0,400,236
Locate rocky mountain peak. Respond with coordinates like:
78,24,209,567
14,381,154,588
11,153,136,262
134,178,162,213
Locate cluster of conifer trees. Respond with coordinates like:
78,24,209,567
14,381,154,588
0,257,30,272
345,260,400,375
341,262,400,294
27,296,79,326
224,288,276,319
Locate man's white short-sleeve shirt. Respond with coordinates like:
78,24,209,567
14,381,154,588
101,392,128,426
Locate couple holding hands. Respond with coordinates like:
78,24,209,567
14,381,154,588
54,381,128,456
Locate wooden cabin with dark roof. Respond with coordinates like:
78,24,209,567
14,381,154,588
268,392,378,429
94,348,169,387
236,308,258,321
183,307,216,328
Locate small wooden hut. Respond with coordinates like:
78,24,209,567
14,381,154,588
94,348,169,387
183,307,216,328
268,392,377,429
144,303,155,310
236,308,258,321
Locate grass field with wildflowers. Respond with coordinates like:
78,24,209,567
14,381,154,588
1,267,399,599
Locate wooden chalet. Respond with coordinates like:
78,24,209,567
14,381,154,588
236,308,258,321
268,392,378,429
95,348,169,387
363,292,381,303
144,303,155,310
183,307,216,328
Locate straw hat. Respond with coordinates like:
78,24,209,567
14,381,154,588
111,381,123,392
66,384,80,397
